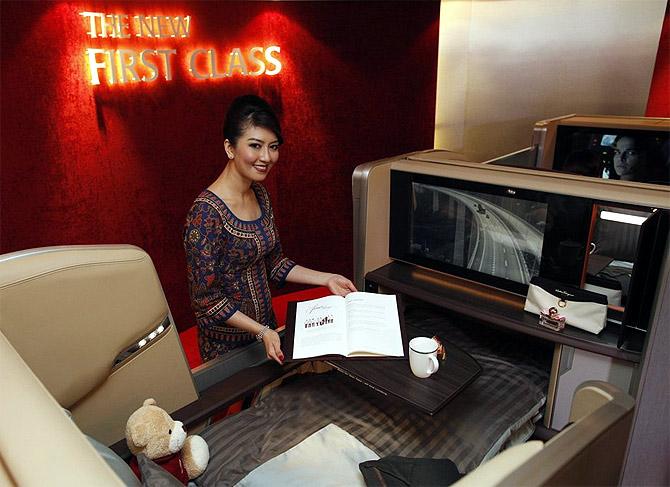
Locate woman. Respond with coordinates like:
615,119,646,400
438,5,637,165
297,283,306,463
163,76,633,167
184,95,356,364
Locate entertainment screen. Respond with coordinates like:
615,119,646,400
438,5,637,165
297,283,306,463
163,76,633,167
553,125,670,185
390,171,593,294
409,183,545,285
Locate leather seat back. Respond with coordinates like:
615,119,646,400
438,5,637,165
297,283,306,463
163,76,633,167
0,245,198,445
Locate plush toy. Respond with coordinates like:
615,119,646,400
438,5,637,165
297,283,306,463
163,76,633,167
126,398,209,484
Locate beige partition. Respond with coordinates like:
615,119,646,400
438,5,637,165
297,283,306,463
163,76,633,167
435,0,667,162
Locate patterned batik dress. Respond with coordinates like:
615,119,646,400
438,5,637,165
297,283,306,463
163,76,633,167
183,183,295,362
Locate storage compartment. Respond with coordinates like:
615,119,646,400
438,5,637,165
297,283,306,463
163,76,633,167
547,345,634,430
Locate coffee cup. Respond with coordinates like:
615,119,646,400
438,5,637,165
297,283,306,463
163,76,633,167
409,337,440,378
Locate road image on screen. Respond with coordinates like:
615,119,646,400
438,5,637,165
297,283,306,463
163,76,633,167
409,183,547,285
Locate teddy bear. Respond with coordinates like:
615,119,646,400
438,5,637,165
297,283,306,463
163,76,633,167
126,398,210,484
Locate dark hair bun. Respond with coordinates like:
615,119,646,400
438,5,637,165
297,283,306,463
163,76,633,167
223,94,283,146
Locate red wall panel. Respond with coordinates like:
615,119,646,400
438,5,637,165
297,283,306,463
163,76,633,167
646,2,670,117
1,1,440,331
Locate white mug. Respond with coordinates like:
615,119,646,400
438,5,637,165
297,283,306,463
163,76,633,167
409,337,440,378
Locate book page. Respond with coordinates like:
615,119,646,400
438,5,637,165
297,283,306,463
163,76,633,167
345,293,404,357
292,295,348,359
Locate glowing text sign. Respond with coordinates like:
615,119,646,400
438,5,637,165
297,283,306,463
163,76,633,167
81,12,282,85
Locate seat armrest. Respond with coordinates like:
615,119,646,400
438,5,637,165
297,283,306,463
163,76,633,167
110,360,300,459
451,442,543,487
569,380,634,423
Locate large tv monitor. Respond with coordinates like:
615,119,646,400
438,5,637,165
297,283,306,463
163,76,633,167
389,170,593,295
533,115,670,185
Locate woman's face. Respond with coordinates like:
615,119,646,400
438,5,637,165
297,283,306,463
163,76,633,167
225,125,280,182
613,136,644,180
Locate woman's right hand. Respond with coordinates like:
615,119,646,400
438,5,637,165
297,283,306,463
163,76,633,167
262,328,284,364
325,274,357,296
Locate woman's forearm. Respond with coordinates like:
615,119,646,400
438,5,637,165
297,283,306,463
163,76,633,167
224,310,267,336
285,265,335,287
224,310,284,364
285,265,357,296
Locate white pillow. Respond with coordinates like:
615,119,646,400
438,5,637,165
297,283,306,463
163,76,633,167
235,423,379,487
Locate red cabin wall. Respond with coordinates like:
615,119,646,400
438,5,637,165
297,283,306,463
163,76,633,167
0,1,440,331
646,2,670,117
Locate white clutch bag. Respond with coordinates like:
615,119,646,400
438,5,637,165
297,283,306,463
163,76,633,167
524,277,608,334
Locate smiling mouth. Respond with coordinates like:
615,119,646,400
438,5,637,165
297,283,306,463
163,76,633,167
253,164,269,172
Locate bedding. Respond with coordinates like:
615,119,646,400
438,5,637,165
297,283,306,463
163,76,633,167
197,304,550,486
235,423,378,487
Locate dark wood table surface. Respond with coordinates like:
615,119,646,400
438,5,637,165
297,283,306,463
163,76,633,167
328,324,482,415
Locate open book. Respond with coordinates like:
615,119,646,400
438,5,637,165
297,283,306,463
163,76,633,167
285,292,405,360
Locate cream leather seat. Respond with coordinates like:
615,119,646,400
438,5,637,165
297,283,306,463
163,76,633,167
0,245,197,446
1,332,128,486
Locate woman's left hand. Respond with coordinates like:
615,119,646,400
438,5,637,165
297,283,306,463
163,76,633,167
262,328,284,365
326,274,357,296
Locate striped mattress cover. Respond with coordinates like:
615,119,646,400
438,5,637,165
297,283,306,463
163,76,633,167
197,303,551,486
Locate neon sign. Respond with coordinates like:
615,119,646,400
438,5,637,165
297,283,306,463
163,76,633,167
81,12,282,85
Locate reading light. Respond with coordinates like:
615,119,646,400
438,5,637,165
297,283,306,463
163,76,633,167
114,319,171,365
600,210,647,226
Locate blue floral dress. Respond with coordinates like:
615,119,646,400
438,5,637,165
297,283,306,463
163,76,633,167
183,183,295,361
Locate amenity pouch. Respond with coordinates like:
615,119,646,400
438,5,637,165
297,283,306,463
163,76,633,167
524,277,608,334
